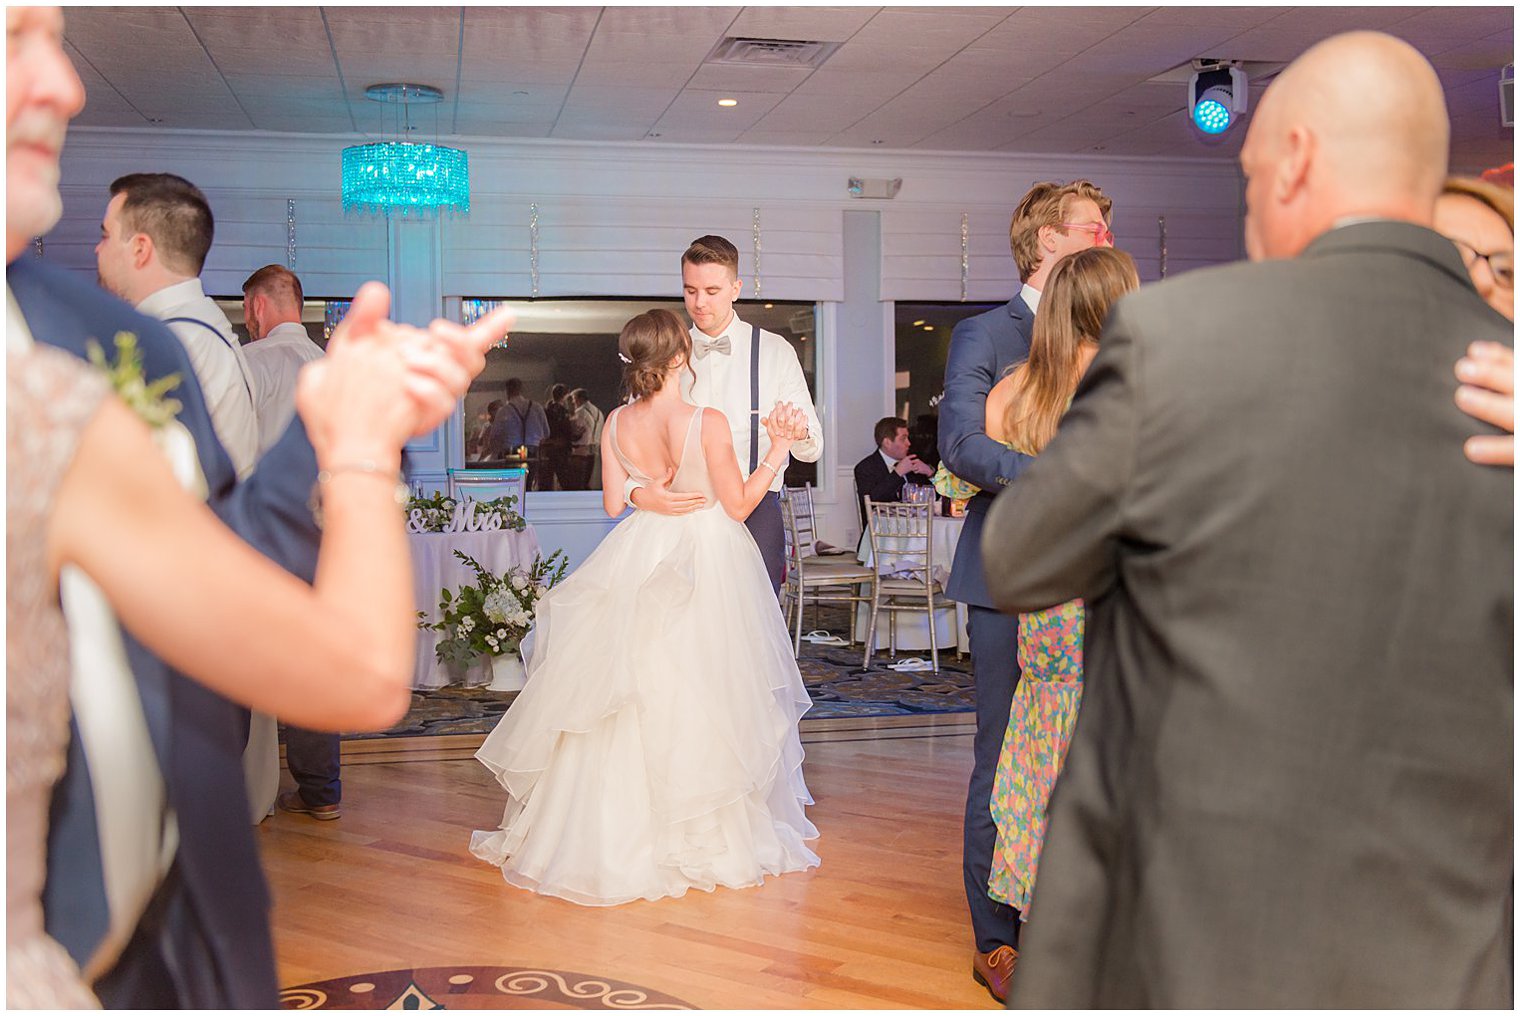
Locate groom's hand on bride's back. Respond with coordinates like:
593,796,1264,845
630,468,706,515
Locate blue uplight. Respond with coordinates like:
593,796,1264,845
341,142,470,214
1192,98,1232,135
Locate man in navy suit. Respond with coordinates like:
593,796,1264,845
7,8,505,1005
937,178,1112,1002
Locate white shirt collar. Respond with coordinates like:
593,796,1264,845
878,448,899,470
7,285,35,352
1328,215,1400,231
136,277,206,318
258,321,312,344
1018,284,1041,314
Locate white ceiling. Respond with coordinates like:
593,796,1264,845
62,5,1514,167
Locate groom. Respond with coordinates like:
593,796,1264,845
629,234,821,590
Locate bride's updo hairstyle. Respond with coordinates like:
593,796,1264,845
619,308,692,401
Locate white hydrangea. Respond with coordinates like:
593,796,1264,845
459,616,475,632
482,586,517,625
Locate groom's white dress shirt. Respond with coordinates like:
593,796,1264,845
682,311,822,492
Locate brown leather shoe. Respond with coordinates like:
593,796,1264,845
276,790,341,821
971,945,1018,1004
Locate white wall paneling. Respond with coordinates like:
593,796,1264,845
51,128,1244,554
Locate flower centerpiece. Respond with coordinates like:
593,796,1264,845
419,549,568,689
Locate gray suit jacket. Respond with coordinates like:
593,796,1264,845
986,221,1513,1008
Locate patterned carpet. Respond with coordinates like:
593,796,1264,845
346,606,973,741
280,966,695,1009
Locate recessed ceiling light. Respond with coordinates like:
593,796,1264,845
764,303,774,309
717,98,738,107
923,325,934,331
912,319,925,326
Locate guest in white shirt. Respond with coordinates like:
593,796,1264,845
94,172,259,478
630,234,820,591
240,264,324,456
568,387,604,489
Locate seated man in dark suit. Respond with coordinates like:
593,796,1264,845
853,416,933,531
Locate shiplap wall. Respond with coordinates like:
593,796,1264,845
51,127,1244,555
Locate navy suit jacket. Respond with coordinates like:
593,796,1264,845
937,293,1035,608
9,255,320,1008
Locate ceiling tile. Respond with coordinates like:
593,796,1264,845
725,7,880,44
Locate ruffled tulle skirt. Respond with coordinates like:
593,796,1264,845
470,505,819,905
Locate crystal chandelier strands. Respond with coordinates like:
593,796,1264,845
341,83,470,215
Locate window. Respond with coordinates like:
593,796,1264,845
893,301,1001,468
216,297,345,348
458,298,818,491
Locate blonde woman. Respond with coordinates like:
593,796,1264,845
979,248,1140,915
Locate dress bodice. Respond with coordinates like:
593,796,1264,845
609,405,715,506
7,346,108,1007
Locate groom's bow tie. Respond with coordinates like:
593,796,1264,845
693,334,732,359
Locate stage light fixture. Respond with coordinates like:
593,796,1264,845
1188,63,1248,136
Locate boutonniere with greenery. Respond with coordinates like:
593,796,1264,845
419,549,570,667
86,331,182,428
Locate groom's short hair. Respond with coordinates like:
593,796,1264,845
682,234,739,277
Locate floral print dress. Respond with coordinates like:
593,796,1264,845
987,598,1084,912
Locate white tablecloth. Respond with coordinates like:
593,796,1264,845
411,527,541,689
854,514,969,652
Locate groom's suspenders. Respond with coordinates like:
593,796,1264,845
749,323,760,473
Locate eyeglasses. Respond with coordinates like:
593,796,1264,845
1454,239,1515,290
1060,221,1115,246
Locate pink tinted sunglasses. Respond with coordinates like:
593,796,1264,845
1060,221,1115,246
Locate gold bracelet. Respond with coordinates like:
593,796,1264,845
317,460,403,487
308,461,408,529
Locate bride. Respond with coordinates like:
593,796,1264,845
470,308,820,905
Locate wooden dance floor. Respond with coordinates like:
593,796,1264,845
260,723,999,1009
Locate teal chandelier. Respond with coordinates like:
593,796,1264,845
342,83,469,215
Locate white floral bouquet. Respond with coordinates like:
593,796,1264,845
420,549,569,670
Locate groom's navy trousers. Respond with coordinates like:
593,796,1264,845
745,492,785,594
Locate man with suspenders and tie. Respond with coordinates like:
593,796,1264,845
627,234,822,591
94,172,260,478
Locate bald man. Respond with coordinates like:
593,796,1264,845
985,32,1512,1007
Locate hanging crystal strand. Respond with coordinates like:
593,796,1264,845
1158,214,1168,279
32,236,43,259
960,212,970,302
752,207,762,299
529,203,540,298
286,199,297,268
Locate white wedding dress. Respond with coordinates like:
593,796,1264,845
470,404,819,905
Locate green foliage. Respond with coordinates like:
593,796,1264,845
85,331,183,428
406,490,527,533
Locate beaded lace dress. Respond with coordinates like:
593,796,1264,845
7,346,107,1008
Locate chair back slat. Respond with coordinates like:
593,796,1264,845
864,498,934,585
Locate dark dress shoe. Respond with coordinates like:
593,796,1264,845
276,790,341,821
972,944,1018,1003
